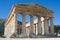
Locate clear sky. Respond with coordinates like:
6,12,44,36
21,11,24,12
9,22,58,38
0,0,60,25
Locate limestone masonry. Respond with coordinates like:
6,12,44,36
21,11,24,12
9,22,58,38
4,4,54,38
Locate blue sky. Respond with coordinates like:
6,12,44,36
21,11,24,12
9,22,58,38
0,0,60,25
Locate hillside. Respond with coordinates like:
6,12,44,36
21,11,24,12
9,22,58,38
0,19,5,36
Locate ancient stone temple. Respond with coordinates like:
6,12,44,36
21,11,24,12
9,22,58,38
4,4,54,38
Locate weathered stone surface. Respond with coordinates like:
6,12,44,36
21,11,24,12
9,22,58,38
4,4,54,38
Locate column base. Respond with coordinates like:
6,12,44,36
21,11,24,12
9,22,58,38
37,33,45,37
44,33,49,36
10,33,28,38
37,33,42,36
44,33,55,37
37,33,52,38
2,35,6,38
18,33,28,38
29,33,36,38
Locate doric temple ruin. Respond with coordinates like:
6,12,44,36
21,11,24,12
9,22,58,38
4,4,54,38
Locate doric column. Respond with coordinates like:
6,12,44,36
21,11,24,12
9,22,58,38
47,19,50,34
50,17,54,35
34,24,36,35
22,14,26,36
44,17,49,35
36,23,38,35
37,16,41,35
42,21,45,35
30,15,34,36
14,13,17,34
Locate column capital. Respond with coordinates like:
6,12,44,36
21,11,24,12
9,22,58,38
44,16,47,19
22,14,26,16
44,17,48,21
37,15,41,18
14,13,17,16
49,17,54,20
30,14,34,17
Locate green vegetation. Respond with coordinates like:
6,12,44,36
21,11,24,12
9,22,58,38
0,19,5,37
54,25,60,33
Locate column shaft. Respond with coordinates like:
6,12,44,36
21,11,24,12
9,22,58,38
14,13,17,34
44,17,49,35
42,21,45,35
30,15,34,34
22,14,26,35
34,24,36,35
36,24,38,35
38,17,41,35
50,17,54,35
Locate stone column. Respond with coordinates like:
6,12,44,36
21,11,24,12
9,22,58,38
29,15,34,37
14,13,17,34
44,17,49,35
47,19,50,34
37,16,41,35
34,24,36,35
42,21,45,35
22,14,27,37
36,23,38,35
50,17,54,35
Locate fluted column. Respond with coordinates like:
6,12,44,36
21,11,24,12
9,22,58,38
47,19,50,34
29,15,34,36
42,21,45,35
34,24,36,35
36,23,38,35
44,17,49,35
50,17,54,35
22,14,26,36
37,16,41,35
14,13,17,34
